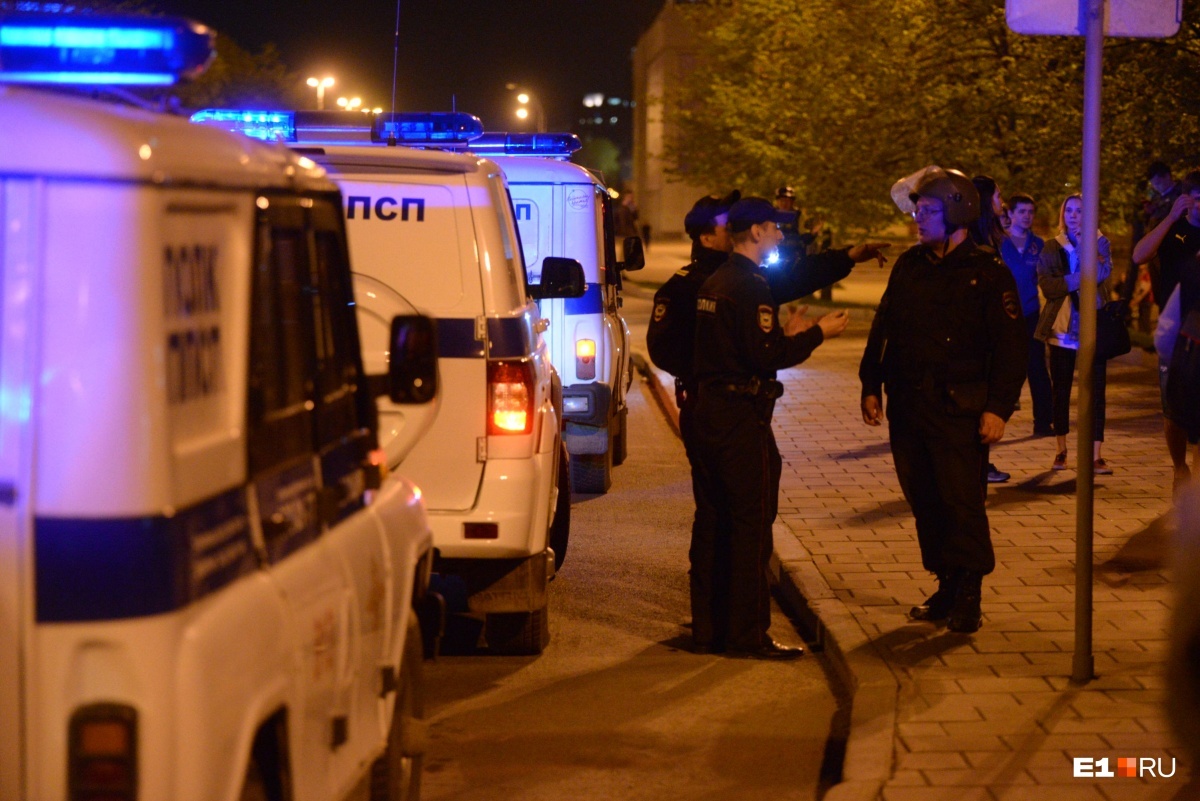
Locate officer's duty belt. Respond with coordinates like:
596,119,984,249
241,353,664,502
707,376,784,400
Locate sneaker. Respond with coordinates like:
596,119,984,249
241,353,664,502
1093,458,1113,475
1052,451,1067,471
987,463,1010,483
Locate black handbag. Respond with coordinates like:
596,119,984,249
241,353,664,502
1096,300,1132,360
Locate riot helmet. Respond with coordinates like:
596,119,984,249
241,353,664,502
908,168,980,228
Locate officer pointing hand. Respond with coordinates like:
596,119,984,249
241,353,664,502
847,242,892,268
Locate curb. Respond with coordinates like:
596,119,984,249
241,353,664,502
632,350,900,801
771,523,898,801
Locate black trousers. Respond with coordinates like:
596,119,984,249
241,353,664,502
1049,345,1106,441
690,390,780,650
887,387,995,575
1025,313,1053,432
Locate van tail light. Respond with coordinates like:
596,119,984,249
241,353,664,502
576,338,596,380
488,360,535,434
70,704,137,801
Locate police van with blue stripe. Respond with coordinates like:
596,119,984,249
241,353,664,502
0,13,439,800
192,110,584,655
465,134,644,493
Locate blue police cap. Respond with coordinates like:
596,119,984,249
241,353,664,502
727,197,797,233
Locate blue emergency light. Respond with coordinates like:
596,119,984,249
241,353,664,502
372,112,483,144
466,132,582,157
0,12,215,85
190,109,297,142
191,109,484,147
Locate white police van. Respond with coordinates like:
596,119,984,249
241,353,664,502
465,134,644,494
0,13,438,800
191,110,584,654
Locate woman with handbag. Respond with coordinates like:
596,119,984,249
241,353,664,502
1034,194,1115,474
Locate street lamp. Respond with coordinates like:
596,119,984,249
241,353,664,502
336,96,362,111
506,83,545,132
306,76,335,110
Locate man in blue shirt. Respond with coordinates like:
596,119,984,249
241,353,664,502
999,193,1052,437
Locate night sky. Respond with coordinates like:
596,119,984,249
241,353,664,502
150,0,667,130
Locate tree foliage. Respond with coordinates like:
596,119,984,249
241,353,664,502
173,37,304,111
665,0,1200,232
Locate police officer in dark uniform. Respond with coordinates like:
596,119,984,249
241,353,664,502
690,197,850,659
647,190,741,418
774,186,810,267
649,193,888,656
860,168,1026,633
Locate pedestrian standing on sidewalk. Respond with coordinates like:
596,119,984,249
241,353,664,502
1131,173,1200,494
690,197,849,659
1034,194,1114,474
1000,193,1053,437
860,167,1026,633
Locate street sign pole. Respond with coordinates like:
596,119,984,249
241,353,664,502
1073,0,1104,686
1007,0,1181,688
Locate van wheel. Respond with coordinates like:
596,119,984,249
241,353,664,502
570,449,612,494
549,443,571,570
485,605,550,655
370,615,426,801
611,406,628,467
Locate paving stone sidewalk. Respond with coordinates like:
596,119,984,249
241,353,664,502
767,307,1196,801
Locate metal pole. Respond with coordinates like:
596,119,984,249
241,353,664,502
1073,0,1103,685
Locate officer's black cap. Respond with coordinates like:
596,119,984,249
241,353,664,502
684,190,741,239
727,197,797,233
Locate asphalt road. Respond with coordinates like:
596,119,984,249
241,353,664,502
422,309,842,800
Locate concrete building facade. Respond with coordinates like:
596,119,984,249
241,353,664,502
632,2,709,242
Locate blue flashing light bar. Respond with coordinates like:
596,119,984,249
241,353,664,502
0,13,215,86
190,109,297,142
372,112,483,144
467,132,582,157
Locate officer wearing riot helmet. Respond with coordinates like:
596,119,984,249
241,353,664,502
860,168,1026,634
690,197,850,659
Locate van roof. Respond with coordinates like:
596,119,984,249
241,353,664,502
0,86,333,191
297,144,492,176
489,155,605,187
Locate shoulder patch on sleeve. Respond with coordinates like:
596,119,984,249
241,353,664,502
758,304,775,333
1002,291,1020,320
674,267,690,277
653,298,669,322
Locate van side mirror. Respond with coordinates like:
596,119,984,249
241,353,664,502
619,237,645,271
379,315,437,404
530,256,586,299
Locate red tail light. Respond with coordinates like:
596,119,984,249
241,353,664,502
488,360,535,434
70,704,137,801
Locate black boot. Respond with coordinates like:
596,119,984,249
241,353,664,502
910,572,956,621
946,571,983,633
